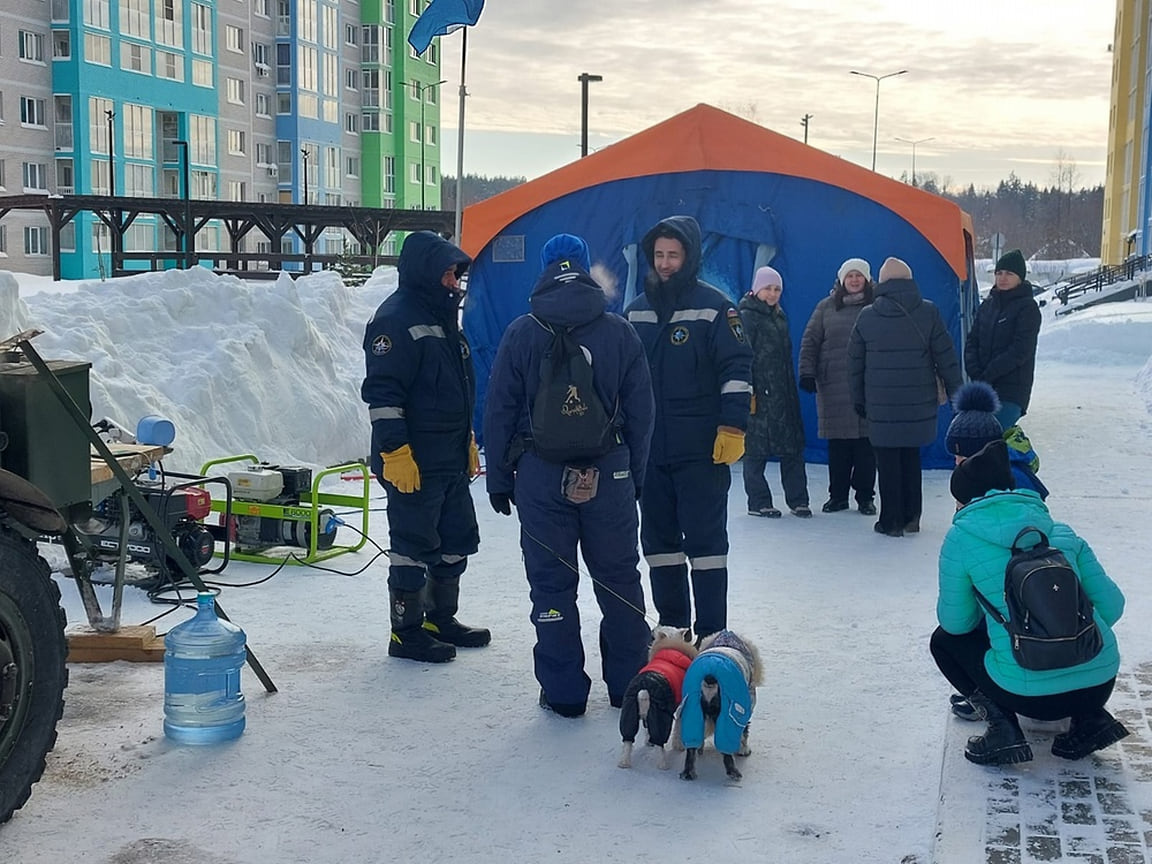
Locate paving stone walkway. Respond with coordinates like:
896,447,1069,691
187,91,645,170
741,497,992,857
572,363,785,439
934,662,1152,864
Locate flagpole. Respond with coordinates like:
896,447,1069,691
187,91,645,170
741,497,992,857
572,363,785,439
453,27,467,243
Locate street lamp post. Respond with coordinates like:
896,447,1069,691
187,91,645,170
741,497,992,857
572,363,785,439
105,108,115,196
800,113,813,145
894,136,935,186
412,79,447,209
850,69,907,171
300,146,310,204
173,139,192,269
578,72,603,158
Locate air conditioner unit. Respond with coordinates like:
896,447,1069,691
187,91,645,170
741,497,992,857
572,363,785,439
267,164,278,177
255,62,269,76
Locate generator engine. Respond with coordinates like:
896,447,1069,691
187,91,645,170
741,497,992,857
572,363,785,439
215,464,337,553
76,484,216,583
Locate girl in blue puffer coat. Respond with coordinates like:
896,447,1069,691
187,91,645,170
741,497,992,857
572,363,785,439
929,439,1128,766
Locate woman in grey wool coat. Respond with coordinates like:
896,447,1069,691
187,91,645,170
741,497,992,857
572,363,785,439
738,266,810,518
848,257,963,537
798,257,877,515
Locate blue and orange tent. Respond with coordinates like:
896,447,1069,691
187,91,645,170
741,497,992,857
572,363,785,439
461,104,977,467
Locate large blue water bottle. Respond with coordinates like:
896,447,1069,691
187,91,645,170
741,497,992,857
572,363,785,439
163,592,247,744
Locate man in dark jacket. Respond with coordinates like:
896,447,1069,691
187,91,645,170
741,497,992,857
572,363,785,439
964,249,1042,429
849,257,963,536
361,231,490,663
484,233,655,717
625,216,753,640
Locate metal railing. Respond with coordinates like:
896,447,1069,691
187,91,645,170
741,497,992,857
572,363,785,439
1055,254,1150,306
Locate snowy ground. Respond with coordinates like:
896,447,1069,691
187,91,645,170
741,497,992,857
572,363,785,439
0,270,1150,863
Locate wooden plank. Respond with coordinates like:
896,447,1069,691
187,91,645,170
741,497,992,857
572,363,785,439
67,624,166,663
90,443,167,485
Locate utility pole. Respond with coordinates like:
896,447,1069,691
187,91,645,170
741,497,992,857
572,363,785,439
300,146,309,205
800,113,813,145
105,108,115,196
578,72,603,158
174,140,192,269
850,69,908,171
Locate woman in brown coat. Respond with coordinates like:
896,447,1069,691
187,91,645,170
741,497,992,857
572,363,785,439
798,258,876,515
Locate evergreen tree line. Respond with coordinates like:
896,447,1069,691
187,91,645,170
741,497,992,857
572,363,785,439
444,170,1106,260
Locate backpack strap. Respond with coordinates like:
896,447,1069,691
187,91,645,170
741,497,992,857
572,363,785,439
1011,526,1047,554
972,586,1008,626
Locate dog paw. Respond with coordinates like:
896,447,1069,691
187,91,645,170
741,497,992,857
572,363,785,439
726,766,743,781
680,769,697,781
737,745,752,757
617,758,632,769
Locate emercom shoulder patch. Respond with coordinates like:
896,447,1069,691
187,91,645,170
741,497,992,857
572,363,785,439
726,308,746,344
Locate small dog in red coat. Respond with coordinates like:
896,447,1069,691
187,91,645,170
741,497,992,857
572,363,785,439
617,626,698,769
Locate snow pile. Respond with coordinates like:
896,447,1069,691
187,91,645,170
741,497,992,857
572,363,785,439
1,266,399,473
1037,299,1152,366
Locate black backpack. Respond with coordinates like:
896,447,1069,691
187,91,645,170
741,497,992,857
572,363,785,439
974,526,1103,671
529,316,617,465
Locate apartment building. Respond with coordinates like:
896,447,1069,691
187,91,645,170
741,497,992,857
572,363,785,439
0,0,443,277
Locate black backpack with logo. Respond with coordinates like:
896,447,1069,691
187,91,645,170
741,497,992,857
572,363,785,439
529,316,617,465
974,526,1103,671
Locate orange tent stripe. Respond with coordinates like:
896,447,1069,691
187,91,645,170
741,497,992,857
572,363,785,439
462,104,973,279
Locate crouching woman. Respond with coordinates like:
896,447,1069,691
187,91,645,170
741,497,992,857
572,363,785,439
929,440,1129,766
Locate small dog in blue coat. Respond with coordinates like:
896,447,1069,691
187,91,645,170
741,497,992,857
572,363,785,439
672,630,763,781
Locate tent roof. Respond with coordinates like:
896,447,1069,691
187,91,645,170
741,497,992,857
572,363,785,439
461,104,974,278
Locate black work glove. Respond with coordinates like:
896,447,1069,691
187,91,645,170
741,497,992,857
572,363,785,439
854,404,867,419
799,375,817,394
634,486,642,501
489,492,514,515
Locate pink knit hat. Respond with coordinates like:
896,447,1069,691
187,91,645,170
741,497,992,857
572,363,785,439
750,266,783,294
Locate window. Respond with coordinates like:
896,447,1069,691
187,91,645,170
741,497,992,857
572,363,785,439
255,142,272,164
254,0,268,16
192,58,212,86
158,49,183,80
227,128,246,155
361,112,378,131
124,162,153,196
53,31,71,59
191,170,216,199
19,31,46,63
89,97,112,153
121,42,150,73
428,41,437,65
344,112,358,133
20,97,47,127
85,0,111,29
409,120,420,142
58,222,76,252
24,226,49,256
298,45,317,90
22,162,49,191
192,3,212,54
190,114,216,164
84,33,111,65
0,160,6,190
346,156,359,177
51,0,70,21
119,0,149,38
323,5,337,49
409,162,421,184
0,94,4,124
426,124,435,146
276,0,289,34
226,77,245,104
56,158,74,193
409,0,419,13
252,41,269,72
225,25,244,53
425,85,437,105
325,145,339,187
124,103,152,158
0,226,6,256
298,93,317,118
158,0,182,47
298,0,317,41
54,95,73,149
323,53,338,96
277,93,291,114
276,43,291,85
426,164,436,185
362,69,379,107
409,78,419,100
345,23,357,45
361,25,379,63
227,180,246,200
255,92,271,116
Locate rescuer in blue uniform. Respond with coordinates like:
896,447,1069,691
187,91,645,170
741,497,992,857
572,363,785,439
625,216,753,640
484,233,655,716
361,231,490,664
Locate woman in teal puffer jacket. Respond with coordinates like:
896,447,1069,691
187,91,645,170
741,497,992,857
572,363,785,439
930,440,1128,766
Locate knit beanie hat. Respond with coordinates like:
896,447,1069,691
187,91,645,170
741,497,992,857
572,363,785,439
878,257,912,282
750,266,783,293
994,249,1027,282
540,233,591,272
837,258,872,284
945,382,1004,457
950,439,1015,505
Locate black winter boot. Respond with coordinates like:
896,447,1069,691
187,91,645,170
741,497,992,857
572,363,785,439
964,691,1032,765
423,575,491,648
388,589,456,663
1051,708,1129,760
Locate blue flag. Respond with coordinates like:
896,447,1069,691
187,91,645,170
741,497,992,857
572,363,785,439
408,0,485,55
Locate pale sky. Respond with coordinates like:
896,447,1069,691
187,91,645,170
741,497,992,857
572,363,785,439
439,0,1115,190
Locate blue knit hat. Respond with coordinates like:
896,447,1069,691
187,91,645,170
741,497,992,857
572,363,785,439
945,382,1003,457
540,233,591,272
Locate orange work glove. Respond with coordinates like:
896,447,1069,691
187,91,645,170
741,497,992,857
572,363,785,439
749,393,757,415
468,434,481,479
711,426,746,465
381,444,421,493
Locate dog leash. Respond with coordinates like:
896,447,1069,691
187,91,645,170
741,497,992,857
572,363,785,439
520,526,658,627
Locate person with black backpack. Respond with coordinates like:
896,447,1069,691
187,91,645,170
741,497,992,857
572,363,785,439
930,440,1129,766
483,233,655,718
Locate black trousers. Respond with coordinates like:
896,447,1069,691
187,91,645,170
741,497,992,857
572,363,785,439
826,437,876,505
742,454,809,511
929,625,1115,721
873,446,922,531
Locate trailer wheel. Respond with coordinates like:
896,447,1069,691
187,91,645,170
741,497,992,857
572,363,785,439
0,528,68,825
